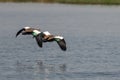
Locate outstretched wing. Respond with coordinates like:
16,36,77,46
35,34,43,48
56,39,67,51
16,28,25,37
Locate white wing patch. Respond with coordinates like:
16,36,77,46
33,30,41,34
43,31,51,35
24,26,31,29
54,36,63,39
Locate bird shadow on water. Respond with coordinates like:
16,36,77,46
12,59,120,80
15,60,67,80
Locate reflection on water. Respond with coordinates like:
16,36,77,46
15,60,67,80
15,59,120,80
1,3,120,80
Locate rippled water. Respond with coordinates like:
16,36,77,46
1,3,120,80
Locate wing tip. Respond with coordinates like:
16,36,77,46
16,28,25,37
35,34,43,48
57,39,67,51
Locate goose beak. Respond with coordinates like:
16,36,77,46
16,28,25,37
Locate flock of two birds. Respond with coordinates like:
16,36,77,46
16,27,67,51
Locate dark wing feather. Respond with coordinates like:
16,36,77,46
62,39,66,44
35,34,43,48
57,39,67,51
16,28,25,37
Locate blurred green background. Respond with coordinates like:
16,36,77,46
0,0,120,5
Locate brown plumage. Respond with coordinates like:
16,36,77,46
16,27,67,51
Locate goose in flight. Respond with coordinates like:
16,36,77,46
16,27,67,51
16,26,40,37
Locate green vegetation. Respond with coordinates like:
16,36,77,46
55,0,120,5
0,0,120,5
0,0,54,2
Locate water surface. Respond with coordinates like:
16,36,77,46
0,3,120,80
